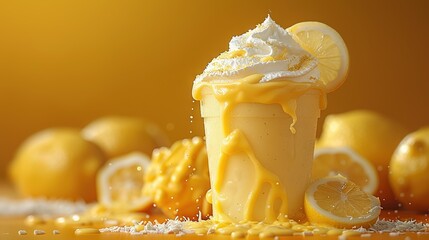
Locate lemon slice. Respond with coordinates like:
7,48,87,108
288,22,349,92
305,175,381,228
97,152,152,212
312,147,378,194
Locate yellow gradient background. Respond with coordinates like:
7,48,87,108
0,0,428,179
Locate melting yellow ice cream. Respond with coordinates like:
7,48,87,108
192,15,331,223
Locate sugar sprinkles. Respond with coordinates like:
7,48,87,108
33,229,45,235
99,218,429,237
100,218,192,235
369,219,428,232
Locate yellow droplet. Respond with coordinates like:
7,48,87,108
134,225,145,232
341,230,360,237
74,228,100,235
25,215,46,225
327,229,343,236
231,231,246,238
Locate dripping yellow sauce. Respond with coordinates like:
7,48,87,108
215,129,288,222
192,74,326,223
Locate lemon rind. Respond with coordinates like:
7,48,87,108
313,147,379,194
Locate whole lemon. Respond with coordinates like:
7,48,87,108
9,128,106,202
389,127,429,212
82,116,170,159
317,110,409,209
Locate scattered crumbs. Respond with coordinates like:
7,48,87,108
53,229,60,235
369,219,428,232
33,230,45,235
75,228,100,235
354,227,368,233
17,230,27,235
96,217,429,238
100,219,192,235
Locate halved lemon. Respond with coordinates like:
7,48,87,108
304,175,381,228
288,22,349,92
97,152,152,212
312,147,378,194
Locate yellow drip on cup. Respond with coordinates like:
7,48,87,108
193,74,326,222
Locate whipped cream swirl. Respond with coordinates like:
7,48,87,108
195,16,319,83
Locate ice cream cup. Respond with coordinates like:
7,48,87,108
200,89,321,222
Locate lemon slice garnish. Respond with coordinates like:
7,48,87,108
305,175,381,228
97,152,152,212
312,147,379,194
288,22,349,92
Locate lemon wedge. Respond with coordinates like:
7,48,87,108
288,22,349,92
97,152,152,212
312,147,378,194
305,175,381,228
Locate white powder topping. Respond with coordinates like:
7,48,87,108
99,218,429,237
0,197,89,216
99,219,193,235
369,219,428,232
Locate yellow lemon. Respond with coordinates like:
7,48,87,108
389,127,429,212
97,152,152,212
312,147,378,194
142,137,211,220
305,175,381,228
82,116,170,159
317,110,409,209
288,21,349,92
9,128,106,202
